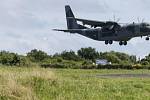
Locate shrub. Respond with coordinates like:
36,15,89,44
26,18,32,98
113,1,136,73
78,47,99,61
97,64,133,69
18,56,35,67
0,51,20,66
61,51,82,61
27,49,49,62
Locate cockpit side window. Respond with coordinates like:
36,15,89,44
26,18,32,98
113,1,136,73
141,23,150,27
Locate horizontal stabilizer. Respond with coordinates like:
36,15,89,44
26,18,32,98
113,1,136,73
53,29,82,33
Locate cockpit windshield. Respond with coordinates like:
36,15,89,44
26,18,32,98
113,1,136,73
141,23,150,27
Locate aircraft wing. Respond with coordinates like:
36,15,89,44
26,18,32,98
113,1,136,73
53,29,82,33
67,17,121,28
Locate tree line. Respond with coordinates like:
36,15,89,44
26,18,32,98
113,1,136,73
0,47,149,69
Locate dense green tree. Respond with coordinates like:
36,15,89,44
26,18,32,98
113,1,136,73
140,60,149,65
130,55,137,63
53,53,61,58
61,51,81,61
77,47,99,61
98,51,136,64
145,54,150,62
99,52,121,64
0,47,142,67
27,49,48,62
0,51,20,66
139,54,150,65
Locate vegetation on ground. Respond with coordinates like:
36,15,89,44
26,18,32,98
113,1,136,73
0,47,150,69
0,48,150,100
0,66,150,100
0,66,55,100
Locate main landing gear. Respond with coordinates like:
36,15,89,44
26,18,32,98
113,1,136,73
105,40,127,46
119,41,127,46
146,37,149,41
105,40,113,45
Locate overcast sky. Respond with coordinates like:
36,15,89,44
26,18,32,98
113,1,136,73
1,0,150,58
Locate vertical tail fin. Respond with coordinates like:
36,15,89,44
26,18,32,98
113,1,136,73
65,5,78,29
65,5,75,18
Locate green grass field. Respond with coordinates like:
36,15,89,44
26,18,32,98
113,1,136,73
0,66,150,100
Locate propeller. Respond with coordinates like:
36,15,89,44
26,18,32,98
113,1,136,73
137,17,145,23
113,14,120,23
106,14,121,30
136,17,146,29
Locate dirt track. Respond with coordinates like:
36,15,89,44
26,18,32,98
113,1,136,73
96,74,150,78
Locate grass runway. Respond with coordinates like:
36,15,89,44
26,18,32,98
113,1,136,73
0,67,150,100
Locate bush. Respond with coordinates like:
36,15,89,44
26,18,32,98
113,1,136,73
0,51,36,67
18,56,35,67
41,63,66,68
78,47,99,61
27,49,49,62
81,65,96,69
141,61,149,65
96,64,147,69
0,51,20,66
61,51,82,61
41,60,82,69
57,57,63,63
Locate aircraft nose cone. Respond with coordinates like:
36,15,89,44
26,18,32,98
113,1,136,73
145,26,150,33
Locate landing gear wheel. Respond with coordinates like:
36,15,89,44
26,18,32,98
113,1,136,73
105,40,109,45
146,37,149,41
119,41,127,46
109,40,113,44
119,41,123,45
124,41,127,45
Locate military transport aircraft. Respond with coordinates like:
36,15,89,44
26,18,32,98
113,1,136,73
53,5,150,46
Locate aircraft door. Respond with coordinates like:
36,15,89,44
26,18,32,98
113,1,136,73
98,29,101,40
134,25,140,34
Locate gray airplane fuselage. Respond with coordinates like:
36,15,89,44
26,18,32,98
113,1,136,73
78,23,150,42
